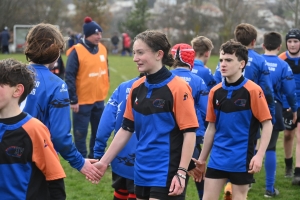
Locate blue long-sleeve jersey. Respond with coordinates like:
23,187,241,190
94,77,139,179
214,49,275,123
171,68,208,137
191,59,216,91
22,64,84,171
262,54,297,112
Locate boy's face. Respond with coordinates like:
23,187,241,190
219,51,244,78
0,84,16,111
287,38,300,54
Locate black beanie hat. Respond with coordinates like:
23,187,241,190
83,16,102,38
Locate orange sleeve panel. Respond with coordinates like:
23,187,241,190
206,83,222,122
244,80,272,122
123,77,146,121
22,118,66,181
278,52,287,61
167,76,199,130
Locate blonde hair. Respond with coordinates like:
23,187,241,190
191,36,214,57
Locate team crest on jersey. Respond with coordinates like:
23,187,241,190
135,97,138,105
6,146,24,158
234,99,247,107
153,99,165,108
60,84,68,92
183,92,188,100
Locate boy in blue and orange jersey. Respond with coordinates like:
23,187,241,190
262,31,297,196
0,58,66,199
193,40,272,200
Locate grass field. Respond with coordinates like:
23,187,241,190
1,53,300,199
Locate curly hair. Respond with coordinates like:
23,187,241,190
25,23,65,65
220,40,248,71
0,58,35,104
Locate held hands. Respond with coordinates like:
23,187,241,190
248,154,263,174
80,159,103,184
188,158,206,182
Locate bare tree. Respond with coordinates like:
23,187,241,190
71,0,111,36
284,0,300,28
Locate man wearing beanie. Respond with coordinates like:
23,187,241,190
279,29,300,185
65,16,109,159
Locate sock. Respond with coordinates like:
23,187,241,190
265,150,276,192
128,193,136,200
195,180,204,200
294,167,300,176
285,157,293,169
113,189,128,200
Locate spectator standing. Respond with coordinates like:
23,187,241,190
0,26,10,54
122,32,132,56
111,32,120,54
65,16,110,159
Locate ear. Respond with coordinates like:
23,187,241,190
277,45,282,51
204,51,209,57
240,60,246,69
156,50,164,61
13,84,25,98
251,39,256,46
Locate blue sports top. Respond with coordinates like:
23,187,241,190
207,77,272,172
171,68,208,137
214,49,275,123
262,54,297,112
94,77,139,180
192,59,216,91
22,64,85,171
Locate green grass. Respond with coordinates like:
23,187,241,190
1,53,300,199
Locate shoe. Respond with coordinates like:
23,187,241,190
285,167,293,178
223,182,232,200
292,176,300,185
264,188,279,198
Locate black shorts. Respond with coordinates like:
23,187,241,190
283,107,300,130
135,185,185,200
273,101,285,131
205,167,254,185
112,172,134,194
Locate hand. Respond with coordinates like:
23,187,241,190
188,158,206,182
92,160,109,182
80,159,103,184
168,174,185,196
71,104,79,113
248,155,263,174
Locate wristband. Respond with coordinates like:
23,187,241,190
176,172,186,180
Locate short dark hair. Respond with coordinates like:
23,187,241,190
220,40,248,71
0,58,35,104
263,31,282,51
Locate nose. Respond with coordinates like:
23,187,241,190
133,53,138,62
